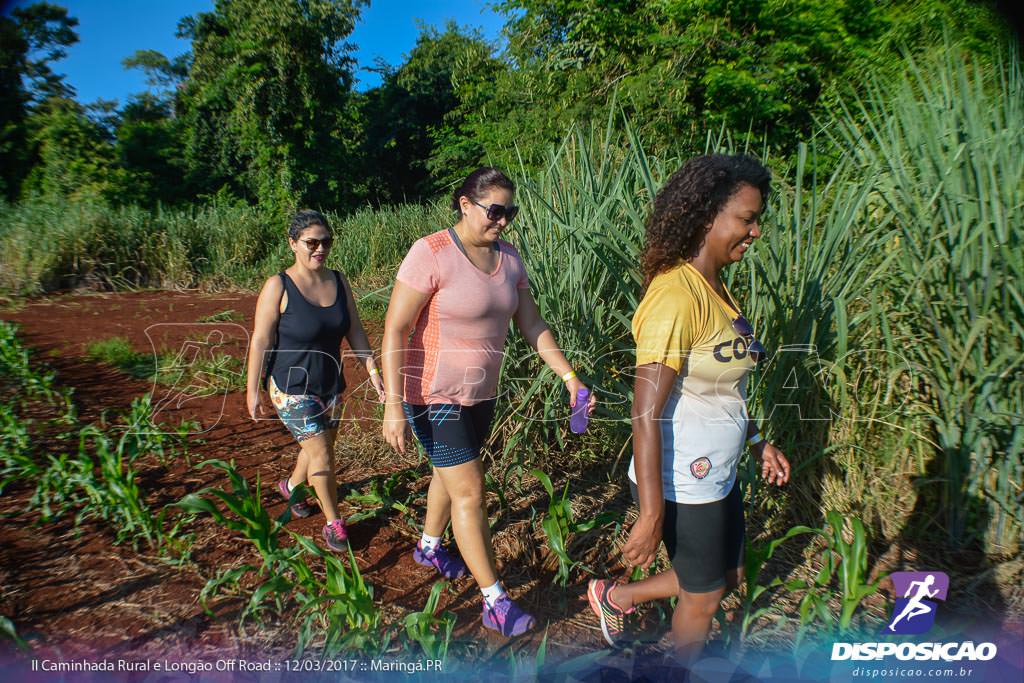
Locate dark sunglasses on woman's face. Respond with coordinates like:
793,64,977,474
472,200,519,223
732,315,766,364
300,236,333,252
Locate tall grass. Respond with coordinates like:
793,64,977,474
0,200,440,295
499,119,902,493
832,45,1024,551
498,38,1021,554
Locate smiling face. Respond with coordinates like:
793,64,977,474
289,223,332,270
458,186,515,245
700,183,764,268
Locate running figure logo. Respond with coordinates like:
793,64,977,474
885,571,949,635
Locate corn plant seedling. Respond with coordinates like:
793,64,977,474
123,393,200,466
403,580,456,662
738,524,816,642
787,548,840,649
30,450,87,520
345,468,417,523
531,468,618,586
0,615,29,651
179,460,386,656
0,322,75,419
175,458,282,563
72,425,165,547
197,309,243,322
501,628,549,678
0,322,58,401
825,511,883,631
0,401,35,493
198,564,258,617
781,511,885,646
292,534,384,657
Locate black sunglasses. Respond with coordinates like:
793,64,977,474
732,315,766,364
300,236,333,252
472,200,519,223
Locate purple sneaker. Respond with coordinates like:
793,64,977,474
413,541,468,580
277,480,313,518
482,595,536,637
322,519,349,552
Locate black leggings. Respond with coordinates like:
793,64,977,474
630,480,745,593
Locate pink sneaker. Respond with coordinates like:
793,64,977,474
277,479,313,519
322,519,349,552
587,578,634,646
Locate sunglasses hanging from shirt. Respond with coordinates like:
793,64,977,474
731,315,767,364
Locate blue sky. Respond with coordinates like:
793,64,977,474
6,0,508,104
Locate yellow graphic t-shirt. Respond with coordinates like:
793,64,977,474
628,262,756,503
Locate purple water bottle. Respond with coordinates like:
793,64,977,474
570,388,590,434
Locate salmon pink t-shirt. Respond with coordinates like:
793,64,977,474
396,229,530,406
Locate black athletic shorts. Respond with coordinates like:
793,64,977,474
630,480,745,593
402,400,496,468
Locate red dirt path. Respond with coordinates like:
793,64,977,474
0,290,606,666
4,290,1018,674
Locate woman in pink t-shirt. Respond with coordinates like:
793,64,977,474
381,167,595,637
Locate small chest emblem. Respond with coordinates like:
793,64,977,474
690,457,712,480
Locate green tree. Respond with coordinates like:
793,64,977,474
175,0,367,211
0,2,78,200
444,0,1012,168
21,96,128,202
114,95,187,206
361,23,497,202
116,50,190,206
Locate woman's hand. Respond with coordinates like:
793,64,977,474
382,401,409,454
367,364,386,403
566,376,597,414
753,441,790,485
622,514,661,569
247,387,265,421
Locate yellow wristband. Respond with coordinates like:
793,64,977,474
369,367,380,376
561,370,576,382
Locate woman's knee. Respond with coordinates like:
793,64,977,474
449,488,484,511
435,462,484,508
301,437,333,467
677,588,725,620
445,478,484,510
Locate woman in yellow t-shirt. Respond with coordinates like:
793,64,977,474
587,154,791,662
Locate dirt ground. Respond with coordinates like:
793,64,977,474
1,289,1021,674
0,290,614,667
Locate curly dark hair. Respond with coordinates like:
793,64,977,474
641,154,771,287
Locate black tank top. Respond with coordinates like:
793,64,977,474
264,269,350,398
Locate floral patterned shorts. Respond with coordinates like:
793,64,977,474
268,376,342,442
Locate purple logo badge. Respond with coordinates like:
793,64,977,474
884,571,949,635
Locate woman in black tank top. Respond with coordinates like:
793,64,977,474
245,210,385,552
